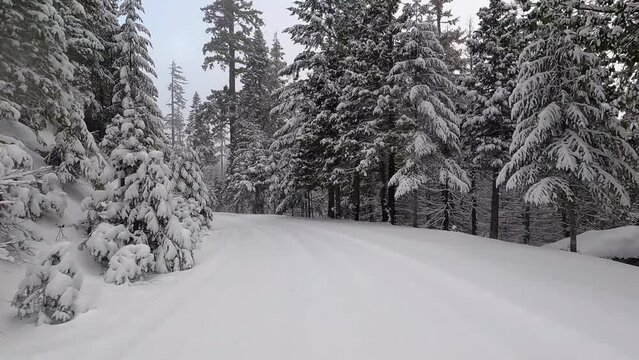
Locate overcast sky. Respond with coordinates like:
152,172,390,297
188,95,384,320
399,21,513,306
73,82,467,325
144,0,489,114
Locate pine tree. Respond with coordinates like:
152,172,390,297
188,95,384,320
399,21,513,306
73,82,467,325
203,87,232,181
202,0,263,149
85,0,194,276
166,61,188,147
185,92,216,164
111,0,165,146
265,33,287,137
498,0,639,252
226,29,276,213
388,0,469,230
79,0,120,140
281,0,354,218
426,0,467,74
170,146,215,233
0,0,74,129
463,0,521,238
334,0,401,222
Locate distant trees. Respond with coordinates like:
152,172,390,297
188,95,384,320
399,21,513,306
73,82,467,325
166,62,188,146
202,0,263,148
464,0,522,239
210,0,639,252
498,0,639,252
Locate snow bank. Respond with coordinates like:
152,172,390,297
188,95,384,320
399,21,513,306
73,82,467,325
543,226,639,259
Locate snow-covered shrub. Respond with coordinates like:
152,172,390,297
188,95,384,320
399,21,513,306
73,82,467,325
154,215,195,273
1,139,67,262
12,242,83,325
104,244,153,285
81,223,131,265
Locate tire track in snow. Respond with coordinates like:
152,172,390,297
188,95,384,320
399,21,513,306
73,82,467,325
301,223,633,360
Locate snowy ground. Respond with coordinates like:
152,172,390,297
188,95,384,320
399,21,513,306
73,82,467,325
544,226,639,260
2,213,639,360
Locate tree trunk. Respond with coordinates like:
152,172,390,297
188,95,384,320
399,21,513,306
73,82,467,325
253,186,264,214
380,160,389,222
352,173,361,221
412,193,418,228
442,182,450,231
220,137,225,180
523,204,531,245
336,185,342,219
470,174,478,235
561,209,570,237
489,170,500,239
328,185,335,219
388,153,397,225
568,202,578,253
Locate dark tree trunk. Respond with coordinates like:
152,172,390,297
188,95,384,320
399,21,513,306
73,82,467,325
561,209,570,237
442,182,450,231
388,153,397,225
489,170,500,239
470,175,478,235
352,173,361,221
523,204,531,245
328,185,335,219
253,187,259,214
412,193,418,228
336,185,342,219
568,202,578,253
380,161,389,222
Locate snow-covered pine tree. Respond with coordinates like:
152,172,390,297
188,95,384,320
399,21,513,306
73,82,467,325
388,0,469,229
0,0,105,185
110,0,165,146
0,0,74,129
334,0,401,222
84,0,195,277
264,33,287,137
185,92,216,165
166,61,188,147
270,78,316,215
170,146,214,240
498,0,639,252
202,87,232,184
426,0,467,74
79,0,120,140
202,0,263,150
463,0,521,238
227,28,273,213
281,0,353,218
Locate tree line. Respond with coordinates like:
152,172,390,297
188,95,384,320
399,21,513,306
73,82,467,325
199,0,638,250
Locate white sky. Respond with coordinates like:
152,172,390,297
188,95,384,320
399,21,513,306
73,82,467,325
144,0,489,114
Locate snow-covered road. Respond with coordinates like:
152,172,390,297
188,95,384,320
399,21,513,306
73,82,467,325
3,213,639,360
